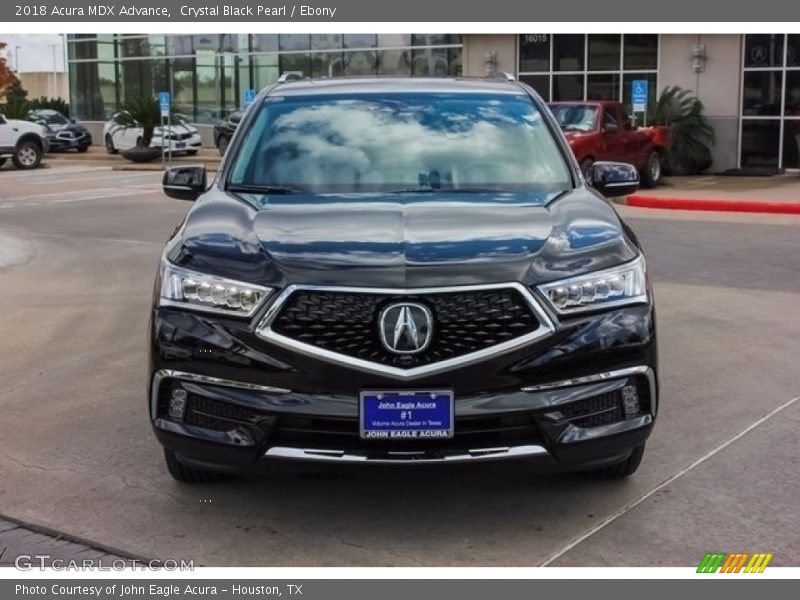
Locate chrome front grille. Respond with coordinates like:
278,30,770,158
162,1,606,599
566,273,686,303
257,284,556,378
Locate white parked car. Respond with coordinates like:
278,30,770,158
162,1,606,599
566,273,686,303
102,114,202,155
0,113,49,169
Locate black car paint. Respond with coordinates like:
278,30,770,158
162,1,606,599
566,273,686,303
150,78,657,475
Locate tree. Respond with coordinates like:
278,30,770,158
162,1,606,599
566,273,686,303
0,42,17,93
5,75,28,103
113,96,183,147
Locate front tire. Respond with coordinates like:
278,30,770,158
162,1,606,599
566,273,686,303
163,449,219,483
12,141,43,169
0,157,6,168
185,149,198,156
105,134,117,154
586,445,645,479
640,151,662,188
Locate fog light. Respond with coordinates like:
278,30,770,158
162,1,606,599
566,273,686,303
621,384,640,417
168,387,188,421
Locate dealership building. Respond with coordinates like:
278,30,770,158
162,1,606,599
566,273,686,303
67,33,800,171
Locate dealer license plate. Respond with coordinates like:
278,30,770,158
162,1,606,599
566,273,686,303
175,141,186,149
360,390,454,440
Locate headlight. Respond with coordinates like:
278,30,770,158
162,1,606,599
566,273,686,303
159,261,272,317
538,255,647,314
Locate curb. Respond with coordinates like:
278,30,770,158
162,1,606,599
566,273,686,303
620,194,800,215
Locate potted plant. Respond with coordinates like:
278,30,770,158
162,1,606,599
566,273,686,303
114,97,183,163
644,86,716,175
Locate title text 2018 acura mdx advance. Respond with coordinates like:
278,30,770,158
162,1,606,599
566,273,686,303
150,77,657,482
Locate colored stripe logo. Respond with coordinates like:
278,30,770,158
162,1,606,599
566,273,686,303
697,552,773,573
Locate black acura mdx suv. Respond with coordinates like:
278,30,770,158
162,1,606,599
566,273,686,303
151,77,657,482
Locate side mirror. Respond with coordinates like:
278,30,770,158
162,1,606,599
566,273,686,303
590,162,639,198
163,165,207,201
69,118,76,124
603,122,619,134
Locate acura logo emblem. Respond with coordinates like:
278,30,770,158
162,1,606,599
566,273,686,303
379,302,433,354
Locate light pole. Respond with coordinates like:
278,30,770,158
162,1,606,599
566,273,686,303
14,45,21,72
48,43,59,98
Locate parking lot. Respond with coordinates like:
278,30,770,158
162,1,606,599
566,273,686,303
0,163,798,567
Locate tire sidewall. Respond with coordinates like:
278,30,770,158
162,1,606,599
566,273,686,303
13,141,42,170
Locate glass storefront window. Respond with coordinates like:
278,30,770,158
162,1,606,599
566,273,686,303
553,35,584,71
519,35,550,72
378,50,411,76
279,35,310,51
378,34,411,48
623,34,658,70
783,120,800,169
312,52,345,78
251,35,278,53
785,70,800,117
68,34,462,122
344,35,377,49
519,75,549,100
742,71,783,116
553,74,584,101
518,34,657,105
279,53,311,77
311,35,343,51
787,35,800,67
588,35,621,71
587,73,620,101
740,120,781,168
744,34,784,68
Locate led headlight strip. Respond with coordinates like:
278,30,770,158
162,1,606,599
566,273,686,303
159,260,272,317
538,255,647,314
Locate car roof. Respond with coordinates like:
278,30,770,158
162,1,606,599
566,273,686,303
268,77,527,97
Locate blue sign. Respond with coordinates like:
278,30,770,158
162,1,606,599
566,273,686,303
360,391,454,439
243,88,257,107
631,79,648,111
158,91,170,117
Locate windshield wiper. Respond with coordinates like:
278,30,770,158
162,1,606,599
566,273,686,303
388,186,513,194
228,183,300,194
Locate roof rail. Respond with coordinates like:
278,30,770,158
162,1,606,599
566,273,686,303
277,72,305,83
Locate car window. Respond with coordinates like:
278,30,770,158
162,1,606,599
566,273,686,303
550,105,598,133
602,109,619,130
230,92,572,194
33,111,69,125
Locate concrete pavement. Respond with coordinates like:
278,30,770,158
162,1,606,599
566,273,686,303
0,164,798,567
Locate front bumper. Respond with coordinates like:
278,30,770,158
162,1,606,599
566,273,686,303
149,300,657,471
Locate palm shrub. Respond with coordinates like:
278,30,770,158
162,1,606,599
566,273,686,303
647,86,716,175
113,96,183,148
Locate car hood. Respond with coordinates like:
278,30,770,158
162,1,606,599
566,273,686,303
170,190,639,288
8,119,46,136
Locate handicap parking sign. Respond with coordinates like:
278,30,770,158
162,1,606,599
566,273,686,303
158,91,170,117
632,80,648,112
243,89,257,108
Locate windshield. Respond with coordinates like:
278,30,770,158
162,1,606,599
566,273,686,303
229,92,571,194
32,111,69,126
550,105,598,133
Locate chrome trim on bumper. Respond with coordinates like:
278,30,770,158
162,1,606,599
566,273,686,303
521,365,658,415
150,369,291,418
255,282,556,380
264,444,549,464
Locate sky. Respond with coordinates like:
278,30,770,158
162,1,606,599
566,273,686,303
0,34,66,73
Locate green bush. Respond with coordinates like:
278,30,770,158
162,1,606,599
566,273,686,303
113,97,183,148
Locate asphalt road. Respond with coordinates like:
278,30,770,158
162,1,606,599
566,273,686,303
1,164,798,567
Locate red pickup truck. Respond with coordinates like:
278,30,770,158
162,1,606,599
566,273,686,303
549,101,667,187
